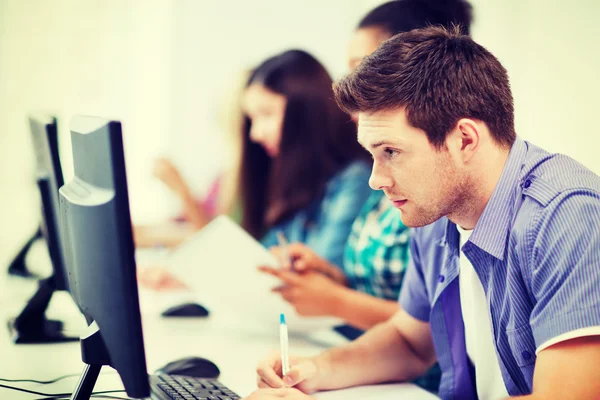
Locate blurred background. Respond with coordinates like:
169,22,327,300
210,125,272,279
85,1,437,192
1,0,599,266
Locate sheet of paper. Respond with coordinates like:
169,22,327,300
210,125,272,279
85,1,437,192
165,215,343,333
314,384,439,400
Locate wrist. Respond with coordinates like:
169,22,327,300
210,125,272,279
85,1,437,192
328,285,349,319
312,351,334,391
323,263,347,285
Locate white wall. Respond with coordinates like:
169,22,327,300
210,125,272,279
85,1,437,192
470,0,600,174
0,0,175,261
1,0,599,264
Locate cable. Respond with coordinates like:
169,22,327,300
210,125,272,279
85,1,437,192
37,395,133,400
0,369,117,385
0,383,126,398
0,373,80,384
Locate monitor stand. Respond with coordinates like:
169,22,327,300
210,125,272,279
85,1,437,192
6,275,79,344
7,227,43,278
71,322,111,400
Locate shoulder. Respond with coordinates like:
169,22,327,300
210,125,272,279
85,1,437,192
521,142,600,208
322,160,372,201
512,143,600,257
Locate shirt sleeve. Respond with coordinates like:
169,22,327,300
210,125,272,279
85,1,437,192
529,190,600,348
304,162,372,268
399,231,432,322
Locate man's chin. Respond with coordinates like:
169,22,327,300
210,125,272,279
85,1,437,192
397,209,440,228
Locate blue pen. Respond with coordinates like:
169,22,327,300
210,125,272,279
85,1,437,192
280,313,290,376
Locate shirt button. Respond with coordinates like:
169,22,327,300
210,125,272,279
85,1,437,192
438,275,445,283
524,179,532,189
521,350,532,360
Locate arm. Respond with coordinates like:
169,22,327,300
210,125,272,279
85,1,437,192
508,336,600,399
257,232,436,392
330,286,399,330
513,191,600,398
311,309,437,391
152,158,211,229
256,309,436,394
177,187,211,228
259,266,398,329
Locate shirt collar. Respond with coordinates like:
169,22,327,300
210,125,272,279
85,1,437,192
468,138,528,260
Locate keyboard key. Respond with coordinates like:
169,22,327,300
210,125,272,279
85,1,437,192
151,374,239,399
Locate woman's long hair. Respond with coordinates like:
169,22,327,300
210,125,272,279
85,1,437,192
240,50,368,238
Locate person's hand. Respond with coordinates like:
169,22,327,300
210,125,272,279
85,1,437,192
269,243,346,285
256,351,325,394
152,157,188,195
258,267,344,317
244,388,314,400
137,266,188,291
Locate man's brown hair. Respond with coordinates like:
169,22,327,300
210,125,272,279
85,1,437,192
334,26,516,149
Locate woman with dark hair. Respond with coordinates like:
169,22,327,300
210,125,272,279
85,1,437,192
241,49,372,266
137,51,370,288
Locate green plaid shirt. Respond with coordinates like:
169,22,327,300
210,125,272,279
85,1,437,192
342,190,441,394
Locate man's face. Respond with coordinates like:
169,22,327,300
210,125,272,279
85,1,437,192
358,108,468,227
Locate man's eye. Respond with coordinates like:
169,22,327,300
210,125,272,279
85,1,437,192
385,148,399,158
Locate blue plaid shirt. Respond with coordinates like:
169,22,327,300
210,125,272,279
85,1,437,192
399,139,600,399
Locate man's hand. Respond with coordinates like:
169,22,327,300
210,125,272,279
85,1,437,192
258,267,344,316
268,243,346,285
244,388,314,399
256,351,328,394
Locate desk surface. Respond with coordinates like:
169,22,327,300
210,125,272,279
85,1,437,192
0,255,438,400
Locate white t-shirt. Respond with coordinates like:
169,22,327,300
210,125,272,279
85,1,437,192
457,226,509,400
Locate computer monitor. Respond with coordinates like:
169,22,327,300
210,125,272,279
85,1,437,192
6,115,78,344
59,116,149,399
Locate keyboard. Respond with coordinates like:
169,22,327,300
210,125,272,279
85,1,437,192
151,374,241,399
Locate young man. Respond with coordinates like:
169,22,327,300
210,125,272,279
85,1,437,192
246,26,600,400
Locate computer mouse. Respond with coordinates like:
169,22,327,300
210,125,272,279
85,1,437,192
157,357,220,379
161,302,209,317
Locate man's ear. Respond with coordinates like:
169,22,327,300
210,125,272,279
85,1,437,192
447,118,481,165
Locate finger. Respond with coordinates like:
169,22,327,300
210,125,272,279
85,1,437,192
293,259,307,272
256,356,285,389
269,246,281,258
259,266,280,275
257,377,271,389
156,278,187,291
286,243,310,256
278,288,298,303
283,360,318,387
271,284,287,293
